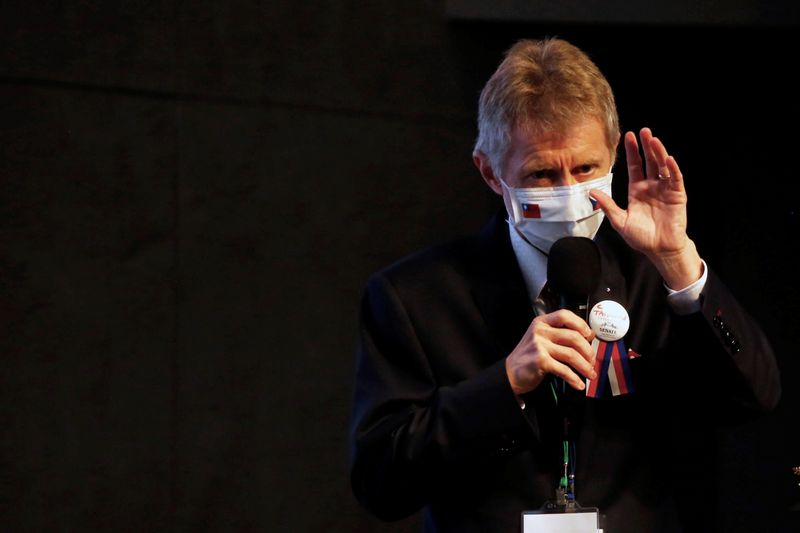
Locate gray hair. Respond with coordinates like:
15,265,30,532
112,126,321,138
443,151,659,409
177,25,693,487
474,38,620,176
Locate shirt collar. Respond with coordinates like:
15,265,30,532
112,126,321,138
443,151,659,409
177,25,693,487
508,223,548,307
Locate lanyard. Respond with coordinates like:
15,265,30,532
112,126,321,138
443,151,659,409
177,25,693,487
550,377,578,506
533,288,581,506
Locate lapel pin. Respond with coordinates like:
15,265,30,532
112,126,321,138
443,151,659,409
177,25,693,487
589,300,629,341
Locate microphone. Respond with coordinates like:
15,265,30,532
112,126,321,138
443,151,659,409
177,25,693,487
546,237,601,322
546,237,602,499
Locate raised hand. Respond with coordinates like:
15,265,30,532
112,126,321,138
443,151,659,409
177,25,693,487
591,128,703,290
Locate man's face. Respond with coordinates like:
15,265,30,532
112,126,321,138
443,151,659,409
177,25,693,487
499,116,614,189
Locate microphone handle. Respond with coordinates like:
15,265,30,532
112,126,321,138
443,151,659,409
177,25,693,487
558,294,589,322
557,293,590,440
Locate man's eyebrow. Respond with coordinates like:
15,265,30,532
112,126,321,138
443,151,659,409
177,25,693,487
520,157,603,172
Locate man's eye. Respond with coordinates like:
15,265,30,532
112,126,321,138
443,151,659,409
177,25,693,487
576,165,594,174
530,170,551,180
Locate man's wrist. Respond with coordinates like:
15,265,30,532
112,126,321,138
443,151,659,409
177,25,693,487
665,259,707,315
647,240,703,291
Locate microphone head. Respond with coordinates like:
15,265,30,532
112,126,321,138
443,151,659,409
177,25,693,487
547,237,601,297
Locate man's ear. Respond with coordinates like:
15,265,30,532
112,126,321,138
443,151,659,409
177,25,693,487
473,151,503,196
610,133,621,169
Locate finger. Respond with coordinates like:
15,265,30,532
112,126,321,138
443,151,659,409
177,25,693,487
539,309,593,339
624,131,644,184
547,341,597,379
649,136,671,179
547,327,596,364
665,155,685,192
640,128,659,181
544,358,586,391
589,188,627,235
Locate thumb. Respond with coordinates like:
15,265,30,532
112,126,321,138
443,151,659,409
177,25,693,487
590,189,626,233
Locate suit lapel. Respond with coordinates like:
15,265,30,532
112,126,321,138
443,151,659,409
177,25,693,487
593,225,672,358
591,228,629,314
471,213,535,363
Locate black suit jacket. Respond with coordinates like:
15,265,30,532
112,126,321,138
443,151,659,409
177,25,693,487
350,213,780,533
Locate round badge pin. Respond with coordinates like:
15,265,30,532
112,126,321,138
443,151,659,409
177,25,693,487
589,300,630,341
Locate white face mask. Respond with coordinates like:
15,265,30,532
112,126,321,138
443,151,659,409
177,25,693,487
500,172,613,253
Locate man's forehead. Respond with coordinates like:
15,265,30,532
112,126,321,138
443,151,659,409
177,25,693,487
515,116,605,142
510,119,609,163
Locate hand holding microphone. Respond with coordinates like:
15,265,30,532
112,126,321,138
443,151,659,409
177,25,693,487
505,237,601,395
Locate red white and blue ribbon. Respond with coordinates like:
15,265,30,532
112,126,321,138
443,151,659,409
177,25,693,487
586,338,634,398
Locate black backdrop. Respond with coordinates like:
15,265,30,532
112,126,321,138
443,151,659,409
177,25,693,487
1,2,798,532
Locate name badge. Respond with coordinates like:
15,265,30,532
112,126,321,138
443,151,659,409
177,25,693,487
522,508,601,533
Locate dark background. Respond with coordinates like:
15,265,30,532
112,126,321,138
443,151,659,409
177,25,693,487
1,1,798,531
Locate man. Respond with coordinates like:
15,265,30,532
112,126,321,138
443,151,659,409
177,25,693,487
350,38,780,532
